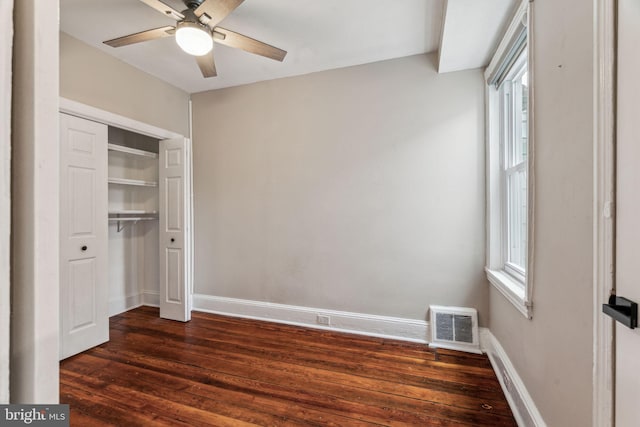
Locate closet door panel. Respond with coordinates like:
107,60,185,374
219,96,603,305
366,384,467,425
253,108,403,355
165,248,183,302
166,177,182,230
59,113,109,360
68,258,97,329
159,138,191,322
68,166,96,234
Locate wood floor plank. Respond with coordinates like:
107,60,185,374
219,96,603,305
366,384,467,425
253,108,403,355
100,328,509,408
62,358,376,426
60,307,516,426
85,348,508,426
119,312,438,369
106,319,502,397
115,319,489,369
129,308,437,361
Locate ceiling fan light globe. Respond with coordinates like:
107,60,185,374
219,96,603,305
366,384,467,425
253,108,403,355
176,25,213,56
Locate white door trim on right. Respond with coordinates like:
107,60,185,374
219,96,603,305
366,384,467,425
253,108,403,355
592,0,616,425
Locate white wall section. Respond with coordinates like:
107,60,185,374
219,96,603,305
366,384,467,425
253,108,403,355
192,54,488,324
59,32,190,137
11,0,60,403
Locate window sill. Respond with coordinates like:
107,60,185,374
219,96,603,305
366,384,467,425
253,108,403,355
485,268,532,319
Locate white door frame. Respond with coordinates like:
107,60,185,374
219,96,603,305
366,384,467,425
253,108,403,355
60,98,184,141
11,0,60,404
593,0,616,425
0,0,14,404
59,97,194,311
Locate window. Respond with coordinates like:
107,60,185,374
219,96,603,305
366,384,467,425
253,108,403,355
501,51,528,282
485,0,532,318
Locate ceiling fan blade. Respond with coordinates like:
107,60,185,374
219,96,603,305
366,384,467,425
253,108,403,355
194,0,245,28
195,52,217,78
139,0,184,20
213,27,287,62
103,26,176,48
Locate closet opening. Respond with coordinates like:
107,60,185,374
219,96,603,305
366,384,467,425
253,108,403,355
108,127,161,316
59,99,193,360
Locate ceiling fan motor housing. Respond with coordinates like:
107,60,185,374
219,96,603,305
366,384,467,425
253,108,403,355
183,0,205,10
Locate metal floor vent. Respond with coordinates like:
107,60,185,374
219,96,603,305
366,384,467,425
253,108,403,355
429,305,481,354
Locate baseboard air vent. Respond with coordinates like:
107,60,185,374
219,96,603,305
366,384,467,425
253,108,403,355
429,305,481,354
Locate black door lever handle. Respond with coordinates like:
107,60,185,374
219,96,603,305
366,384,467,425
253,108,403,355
603,295,638,329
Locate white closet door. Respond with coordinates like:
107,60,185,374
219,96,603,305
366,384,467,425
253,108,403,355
59,113,109,360
159,137,191,322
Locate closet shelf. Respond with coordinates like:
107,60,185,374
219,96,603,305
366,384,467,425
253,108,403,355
108,143,158,159
108,177,157,187
108,216,157,222
109,209,158,215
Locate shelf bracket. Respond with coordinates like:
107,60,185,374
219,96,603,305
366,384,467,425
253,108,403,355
116,219,139,233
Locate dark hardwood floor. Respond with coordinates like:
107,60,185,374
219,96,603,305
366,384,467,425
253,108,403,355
60,306,516,426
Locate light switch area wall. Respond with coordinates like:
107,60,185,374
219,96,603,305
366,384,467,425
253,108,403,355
191,53,488,323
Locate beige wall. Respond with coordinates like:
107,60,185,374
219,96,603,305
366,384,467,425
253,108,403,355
59,32,190,136
192,54,488,323
489,0,594,425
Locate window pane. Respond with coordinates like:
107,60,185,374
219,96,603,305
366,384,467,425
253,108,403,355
512,68,528,166
507,168,527,270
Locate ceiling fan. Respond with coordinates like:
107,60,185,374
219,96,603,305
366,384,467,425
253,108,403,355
103,0,287,78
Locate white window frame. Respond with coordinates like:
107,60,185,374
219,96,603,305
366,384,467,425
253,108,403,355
501,52,528,281
485,0,534,319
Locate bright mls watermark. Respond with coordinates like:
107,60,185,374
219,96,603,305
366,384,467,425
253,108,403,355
1,405,69,426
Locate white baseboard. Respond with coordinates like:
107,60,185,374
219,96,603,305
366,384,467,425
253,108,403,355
193,294,431,343
142,290,159,307
109,291,159,316
483,330,546,427
109,294,142,317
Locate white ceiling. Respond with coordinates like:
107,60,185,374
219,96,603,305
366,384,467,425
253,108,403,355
438,0,518,73
60,0,516,94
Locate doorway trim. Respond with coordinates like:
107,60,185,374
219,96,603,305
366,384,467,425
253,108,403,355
59,96,195,315
593,0,616,425
0,0,13,404
60,98,183,140
11,0,60,403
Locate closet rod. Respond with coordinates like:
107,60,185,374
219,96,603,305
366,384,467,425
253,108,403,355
109,216,157,232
